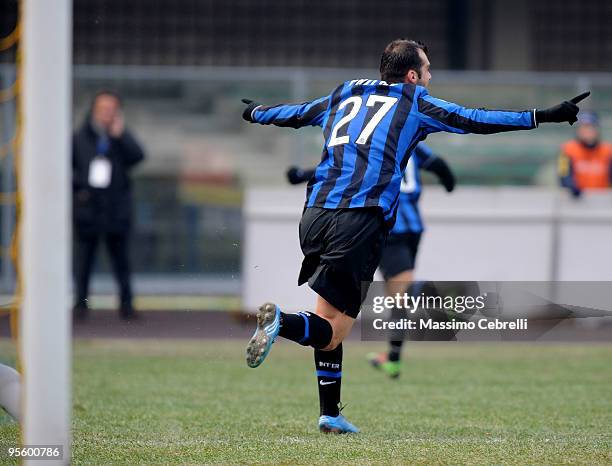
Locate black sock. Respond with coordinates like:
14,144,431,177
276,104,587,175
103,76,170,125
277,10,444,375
387,282,416,361
388,340,403,362
315,344,342,417
278,311,332,349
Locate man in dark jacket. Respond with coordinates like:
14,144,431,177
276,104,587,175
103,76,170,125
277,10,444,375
72,90,145,320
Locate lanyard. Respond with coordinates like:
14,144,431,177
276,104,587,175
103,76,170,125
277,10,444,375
96,135,110,156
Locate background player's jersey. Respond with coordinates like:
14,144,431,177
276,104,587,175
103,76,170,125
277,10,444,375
392,143,436,235
251,79,535,227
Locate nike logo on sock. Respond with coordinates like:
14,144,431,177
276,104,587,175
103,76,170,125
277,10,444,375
319,380,336,386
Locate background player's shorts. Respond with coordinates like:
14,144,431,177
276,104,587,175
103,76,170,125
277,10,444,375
298,207,387,318
378,231,422,280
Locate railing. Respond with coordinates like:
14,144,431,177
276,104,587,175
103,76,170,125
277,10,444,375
1,65,611,296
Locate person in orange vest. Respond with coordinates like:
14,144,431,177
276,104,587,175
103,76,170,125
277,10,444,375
559,111,612,197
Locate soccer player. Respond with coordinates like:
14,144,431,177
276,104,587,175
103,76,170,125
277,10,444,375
367,143,455,379
241,39,589,434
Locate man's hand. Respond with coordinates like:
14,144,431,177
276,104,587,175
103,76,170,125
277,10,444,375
427,158,456,192
109,111,125,138
535,92,590,125
241,98,262,122
287,166,316,185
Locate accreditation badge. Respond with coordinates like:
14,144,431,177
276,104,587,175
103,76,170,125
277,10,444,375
88,155,112,188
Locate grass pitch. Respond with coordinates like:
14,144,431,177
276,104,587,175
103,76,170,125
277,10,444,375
1,339,611,464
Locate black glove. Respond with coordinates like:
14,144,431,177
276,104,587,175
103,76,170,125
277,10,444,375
535,92,590,125
427,157,456,192
241,98,262,122
287,166,316,185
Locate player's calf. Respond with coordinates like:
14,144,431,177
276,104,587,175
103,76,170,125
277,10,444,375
279,310,333,348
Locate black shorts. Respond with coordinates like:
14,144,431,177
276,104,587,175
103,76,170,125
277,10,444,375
378,231,422,280
298,207,387,318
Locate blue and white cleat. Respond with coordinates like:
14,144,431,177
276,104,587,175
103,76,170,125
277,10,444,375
246,302,281,368
319,414,360,434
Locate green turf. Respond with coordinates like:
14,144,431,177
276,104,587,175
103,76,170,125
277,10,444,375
1,340,611,465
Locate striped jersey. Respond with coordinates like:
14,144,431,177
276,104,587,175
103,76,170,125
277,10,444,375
392,142,437,235
251,79,536,227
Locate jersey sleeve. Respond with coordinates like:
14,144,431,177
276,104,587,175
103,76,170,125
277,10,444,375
416,90,536,135
251,94,331,129
413,142,456,192
412,142,437,169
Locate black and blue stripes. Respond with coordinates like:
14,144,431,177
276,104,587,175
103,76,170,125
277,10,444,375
253,95,330,128
394,200,423,235
417,93,535,134
251,80,536,228
279,310,333,349
391,142,434,235
296,311,310,345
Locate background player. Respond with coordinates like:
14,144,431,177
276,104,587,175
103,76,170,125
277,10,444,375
367,143,455,379
287,143,456,380
241,38,589,434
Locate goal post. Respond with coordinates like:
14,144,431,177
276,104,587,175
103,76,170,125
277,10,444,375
20,0,72,463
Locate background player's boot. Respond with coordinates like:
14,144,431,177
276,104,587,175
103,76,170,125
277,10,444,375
246,302,280,368
367,352,400,379
319,414,360,434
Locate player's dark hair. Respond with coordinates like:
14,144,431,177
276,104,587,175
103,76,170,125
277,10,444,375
380,39,428,83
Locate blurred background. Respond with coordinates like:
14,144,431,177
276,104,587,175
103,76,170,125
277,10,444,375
0,0,611,314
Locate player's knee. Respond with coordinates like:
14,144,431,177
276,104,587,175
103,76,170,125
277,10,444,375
320,341,337,351
313,315,337,350
314,299,354,350
320,330,344,351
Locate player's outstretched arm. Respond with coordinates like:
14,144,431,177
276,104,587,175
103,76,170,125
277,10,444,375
286,166,316,185
425,157,456,192
414,144,456,192
241,95,330,129
417,91,590,135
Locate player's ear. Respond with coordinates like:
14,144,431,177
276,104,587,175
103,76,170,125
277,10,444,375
404,70,418,84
